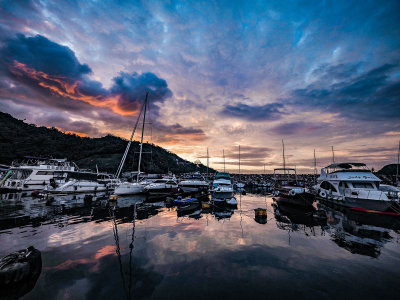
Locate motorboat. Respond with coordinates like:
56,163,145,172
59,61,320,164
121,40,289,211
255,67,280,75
379,184,400,201
272,168,314,207
144,176,179,195
178,172,209,193
0,157,73,192
211,172,234,200
314,162,398,211
44,172,115,193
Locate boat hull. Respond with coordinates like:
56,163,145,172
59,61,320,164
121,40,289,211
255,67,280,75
145,187,179,196
179,185,208,193
317,196,394,211
211,191,234,200
274,192,315,207
114,184,144,195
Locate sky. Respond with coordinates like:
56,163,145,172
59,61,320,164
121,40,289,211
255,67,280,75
0,0,399,173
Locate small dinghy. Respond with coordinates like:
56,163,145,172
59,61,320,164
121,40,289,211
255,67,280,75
174,196,198,206
0,246,42,299
226,197,238,206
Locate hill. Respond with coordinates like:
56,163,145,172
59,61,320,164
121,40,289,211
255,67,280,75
376,164,399,175
0,112,214,174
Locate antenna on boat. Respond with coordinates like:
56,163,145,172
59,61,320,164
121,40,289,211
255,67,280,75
313,149,317,184
331,146,335,164
115,94,146,179
223,149,226,173
282,140,286,175
136,91,149,182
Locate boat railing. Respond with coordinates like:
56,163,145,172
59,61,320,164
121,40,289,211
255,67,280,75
343,188,386,200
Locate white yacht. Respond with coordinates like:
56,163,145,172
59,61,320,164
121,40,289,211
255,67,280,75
178,172,209,193
44,172,115,193
211,172,234,201
144,176,179,195
314,163,397,211
0,157,73,192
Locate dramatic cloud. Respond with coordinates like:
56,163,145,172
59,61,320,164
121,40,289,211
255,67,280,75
271,122,325,136
0,0,400,171
290,63,400,121
220,103,284,121
0,34,172,116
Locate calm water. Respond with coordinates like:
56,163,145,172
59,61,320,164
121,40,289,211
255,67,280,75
1,191,400,299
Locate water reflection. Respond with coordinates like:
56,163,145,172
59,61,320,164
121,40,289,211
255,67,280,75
0,192,400,299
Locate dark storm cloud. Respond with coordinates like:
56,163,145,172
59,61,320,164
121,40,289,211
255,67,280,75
271,122,325,136
0,34,91,77
0,34,172,116
290,63,400,121
220,102,284,121
111,72,172,113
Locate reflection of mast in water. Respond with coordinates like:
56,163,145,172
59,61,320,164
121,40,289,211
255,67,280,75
239,193,243,238
110,203,137,300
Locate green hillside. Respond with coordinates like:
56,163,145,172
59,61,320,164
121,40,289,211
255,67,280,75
0,112,214,174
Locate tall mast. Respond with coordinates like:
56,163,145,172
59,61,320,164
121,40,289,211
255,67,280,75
115,96,146,179
238,145,241,178
397,139,399,185
136,91,149,182
264,164,266,181
282,140,286,175
207,147,209,177
331,146,335,164
313,149,317,184
223,149,226,173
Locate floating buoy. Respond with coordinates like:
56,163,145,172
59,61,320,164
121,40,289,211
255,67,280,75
254,208,267,217
289,190,296,196
0,246,42,286
109,195,118,201
202,202,211,209
319,191,327,198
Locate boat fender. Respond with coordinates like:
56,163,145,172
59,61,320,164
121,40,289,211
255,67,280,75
274,191,279,196
319,191,327,198
289,190,296,196
0,246,42,285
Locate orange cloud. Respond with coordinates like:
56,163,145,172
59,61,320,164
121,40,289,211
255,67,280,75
9,61,138,116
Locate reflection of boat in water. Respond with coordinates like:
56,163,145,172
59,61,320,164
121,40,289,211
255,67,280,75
272,201,321,229
318,202,397,258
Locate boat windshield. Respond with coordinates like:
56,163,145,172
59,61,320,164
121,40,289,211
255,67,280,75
215,172,230,180
351,182,375,189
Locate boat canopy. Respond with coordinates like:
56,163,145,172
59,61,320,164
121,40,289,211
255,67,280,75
215,172,230,180
326,162,366,169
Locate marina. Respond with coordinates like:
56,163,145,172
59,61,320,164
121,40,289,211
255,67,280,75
1,0,400,299
0,190,399,299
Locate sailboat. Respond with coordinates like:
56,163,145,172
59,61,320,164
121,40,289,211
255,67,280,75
272,140,314,207
114,92,150,195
